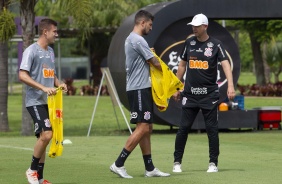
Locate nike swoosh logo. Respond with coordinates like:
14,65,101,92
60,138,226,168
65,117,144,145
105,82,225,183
212,100,218,104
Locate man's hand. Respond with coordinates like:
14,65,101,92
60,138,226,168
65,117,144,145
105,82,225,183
227,86,236,100
172,91,181,102
42,87,57,96
59,83,68,93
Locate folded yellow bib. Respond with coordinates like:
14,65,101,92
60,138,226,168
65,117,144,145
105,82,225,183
150,51,184,111
48,88,64,158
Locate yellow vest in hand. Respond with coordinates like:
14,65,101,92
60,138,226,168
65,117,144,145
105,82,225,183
150,52,184,112
48,88,64,158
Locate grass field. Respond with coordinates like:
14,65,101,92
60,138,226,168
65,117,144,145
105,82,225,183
2,76,282,183
0,132,282,184
237,72,282,85
5,94,282,136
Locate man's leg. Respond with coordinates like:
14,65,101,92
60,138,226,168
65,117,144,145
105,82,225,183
115,123,150,167
110,122,150,178
36,131,52,183
139,124,154,171
138,124,170,177
26,105,52,184
174,107,199,163
202,107,219,166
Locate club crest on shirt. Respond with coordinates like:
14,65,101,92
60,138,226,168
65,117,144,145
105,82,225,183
44,119,52,128
204,48,213,57
144,111,151,120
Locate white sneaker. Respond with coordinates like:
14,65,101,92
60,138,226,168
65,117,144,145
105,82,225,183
26,168,39,184
110,163,133,178
173,162,182,173
207,162,218,173
145,168,170,177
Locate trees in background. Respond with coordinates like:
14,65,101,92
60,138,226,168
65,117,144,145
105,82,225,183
0,0,169,135
228,20,282,85
0,1,16,131
2,0,282,133
19,0,96,135
265,40,282,83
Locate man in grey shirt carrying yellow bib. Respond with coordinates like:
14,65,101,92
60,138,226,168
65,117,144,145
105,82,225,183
110,10,170,178
19,18,67,184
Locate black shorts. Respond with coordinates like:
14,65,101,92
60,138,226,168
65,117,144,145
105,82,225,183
127,88,153,124
180,91,219,127
27,105,52,137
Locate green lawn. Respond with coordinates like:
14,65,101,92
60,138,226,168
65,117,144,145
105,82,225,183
238,72,282,85
5,94,282,137
2,76,282,184
0,132,281,184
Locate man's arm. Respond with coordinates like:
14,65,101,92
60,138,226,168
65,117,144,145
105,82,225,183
147,56,162,71
172,59,186,101
54,76,67,92
19,70,57,95
176,60,187,80
221,60,235,100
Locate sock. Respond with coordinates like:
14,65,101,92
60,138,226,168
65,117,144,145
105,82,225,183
30,155,40,171
115,148,131,167
38,163,45,180
143,154,155,171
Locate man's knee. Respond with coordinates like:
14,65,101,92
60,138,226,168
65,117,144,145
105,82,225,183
39,130,53,142
137,123,151,134
177,126,189,135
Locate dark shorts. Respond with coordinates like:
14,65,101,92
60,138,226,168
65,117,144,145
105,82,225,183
27,105,52,137
180,91,219,127
127,88,153,124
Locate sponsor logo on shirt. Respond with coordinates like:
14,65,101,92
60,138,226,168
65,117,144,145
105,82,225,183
34,123,39,132
207,42,214,48
43,68,55,78
196,48,203,52
189,59,209,70
191,87,208,95
56,109,63,119
190,40,196,45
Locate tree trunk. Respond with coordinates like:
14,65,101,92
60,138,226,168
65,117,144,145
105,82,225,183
274,69,281,83
262,42,270,83
0,1,9,132
249,33,266,85
20,0,37,136
274,74,279,83
0,41,9,132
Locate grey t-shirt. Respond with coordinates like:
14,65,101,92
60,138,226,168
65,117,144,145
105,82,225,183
125,32,154,91
20,43,56,107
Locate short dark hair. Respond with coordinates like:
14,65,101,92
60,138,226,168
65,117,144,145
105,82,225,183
134,10,154,25
38,18,57,35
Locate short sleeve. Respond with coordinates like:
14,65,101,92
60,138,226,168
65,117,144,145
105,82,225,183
217,42,228,62
136,38,154,61
180,39,188,61
20,48,34,72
